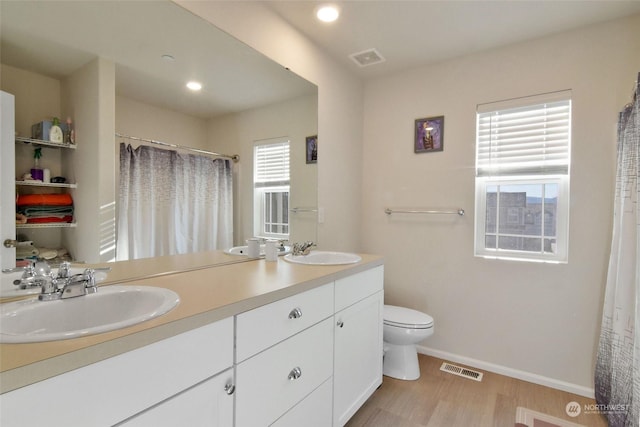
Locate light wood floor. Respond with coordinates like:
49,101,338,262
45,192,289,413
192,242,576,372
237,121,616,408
346,354,608,427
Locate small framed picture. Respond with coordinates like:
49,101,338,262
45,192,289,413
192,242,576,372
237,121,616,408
415,116,444,153
306,135,317,164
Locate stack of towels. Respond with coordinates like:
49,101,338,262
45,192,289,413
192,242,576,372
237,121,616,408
16,193,74,224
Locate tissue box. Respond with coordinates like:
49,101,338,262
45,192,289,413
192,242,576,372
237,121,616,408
31,121,68,141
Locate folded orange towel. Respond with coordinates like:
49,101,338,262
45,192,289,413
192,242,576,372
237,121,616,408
16,193,73,207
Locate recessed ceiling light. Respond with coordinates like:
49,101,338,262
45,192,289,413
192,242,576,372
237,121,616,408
186,81,202,91
316,5,339,23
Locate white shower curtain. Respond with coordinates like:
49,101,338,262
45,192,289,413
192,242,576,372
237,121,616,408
117,143,233,260
595,74,640,427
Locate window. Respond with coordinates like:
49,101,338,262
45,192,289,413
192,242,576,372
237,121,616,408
254,139,290,239
475,91,571,262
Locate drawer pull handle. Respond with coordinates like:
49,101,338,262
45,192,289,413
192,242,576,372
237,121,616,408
288,307,303,319
288,366,302,381
337,320,344,328
224,383,235,395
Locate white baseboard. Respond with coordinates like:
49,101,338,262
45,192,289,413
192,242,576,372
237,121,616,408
416,345,595,398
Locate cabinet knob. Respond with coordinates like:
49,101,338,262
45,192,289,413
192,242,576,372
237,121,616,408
224,383,235,395
288,366,302,381
3,239,17,248
288,307,303,319
337,320,344,328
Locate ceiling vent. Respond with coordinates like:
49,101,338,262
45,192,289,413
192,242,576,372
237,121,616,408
349,48,385,67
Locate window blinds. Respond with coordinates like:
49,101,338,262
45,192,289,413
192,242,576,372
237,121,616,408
476,92,571,177
254,141,290,185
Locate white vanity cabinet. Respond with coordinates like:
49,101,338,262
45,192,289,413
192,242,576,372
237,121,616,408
333,266,384,426
0,263,385,427
0,317,234,427
235,283,334,426
235,266,384,427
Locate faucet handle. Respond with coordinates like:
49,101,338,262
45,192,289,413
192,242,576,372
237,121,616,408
57,261,71,279
22,260,37,278
84,269,97,293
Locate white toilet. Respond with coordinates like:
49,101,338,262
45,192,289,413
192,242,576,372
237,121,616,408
383,304,434,380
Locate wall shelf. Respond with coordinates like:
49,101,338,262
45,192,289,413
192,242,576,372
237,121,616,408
15,136,77,150
15,180,77,189
16,222,77,229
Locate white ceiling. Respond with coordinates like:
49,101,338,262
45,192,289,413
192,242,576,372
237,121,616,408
265,0,640,79
0,1,316,119
3,1,640,118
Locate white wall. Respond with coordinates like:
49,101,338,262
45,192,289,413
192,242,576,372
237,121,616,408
176,1,364,252
62,58,116,263
207,94,318,246
115,96,209,151
361,14,640,394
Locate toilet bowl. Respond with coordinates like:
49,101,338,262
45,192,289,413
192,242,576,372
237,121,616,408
383,305,434,380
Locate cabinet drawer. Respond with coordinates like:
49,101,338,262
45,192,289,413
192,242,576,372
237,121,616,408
335,266,384,312
271,378,333,427
236,283,333,362
236,317,334,427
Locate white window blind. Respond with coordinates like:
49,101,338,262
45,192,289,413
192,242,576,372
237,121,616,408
476,91,571,177
254,142,290,186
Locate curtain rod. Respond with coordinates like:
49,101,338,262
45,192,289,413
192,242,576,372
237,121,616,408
116,132,239,162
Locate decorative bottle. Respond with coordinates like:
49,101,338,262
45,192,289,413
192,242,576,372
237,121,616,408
49,117,63,143
30,147,44,181
65,117,75,144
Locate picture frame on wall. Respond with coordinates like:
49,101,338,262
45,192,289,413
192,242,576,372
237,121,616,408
306,135,317,164
415,116,444,153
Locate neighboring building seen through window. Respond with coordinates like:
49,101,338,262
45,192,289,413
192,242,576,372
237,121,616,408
475,91,571,262
254,139,290,239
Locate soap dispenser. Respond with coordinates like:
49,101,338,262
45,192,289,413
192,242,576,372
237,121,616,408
49,117,63,143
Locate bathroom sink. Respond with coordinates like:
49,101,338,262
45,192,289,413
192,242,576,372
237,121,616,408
1,267,109,299
283,251,362,265
0,285,179,343
224,245,291,256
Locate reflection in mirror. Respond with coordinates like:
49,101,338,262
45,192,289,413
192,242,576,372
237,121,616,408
0,1,317,270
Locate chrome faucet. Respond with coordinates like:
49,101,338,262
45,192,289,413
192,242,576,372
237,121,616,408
292,241,316,256
6,260,99,301
276,240,288,252
39,268,98,301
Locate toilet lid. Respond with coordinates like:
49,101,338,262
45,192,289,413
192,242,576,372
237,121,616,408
384,305,434,329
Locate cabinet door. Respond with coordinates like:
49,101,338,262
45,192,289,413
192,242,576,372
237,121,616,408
333,291,384,427
0,91,15,270
118,368,234,427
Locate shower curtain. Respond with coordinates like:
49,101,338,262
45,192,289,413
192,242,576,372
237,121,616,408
117,143,233,260
595,75,640,427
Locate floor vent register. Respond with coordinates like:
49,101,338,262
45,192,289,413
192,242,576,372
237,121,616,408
440,362,484,382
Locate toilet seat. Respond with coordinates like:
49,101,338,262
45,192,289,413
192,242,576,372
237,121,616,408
384,305,433,329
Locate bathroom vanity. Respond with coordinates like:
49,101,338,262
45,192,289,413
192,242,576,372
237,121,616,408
0,253,383,426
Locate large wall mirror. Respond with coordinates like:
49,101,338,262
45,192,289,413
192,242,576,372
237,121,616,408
0,1,318,271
